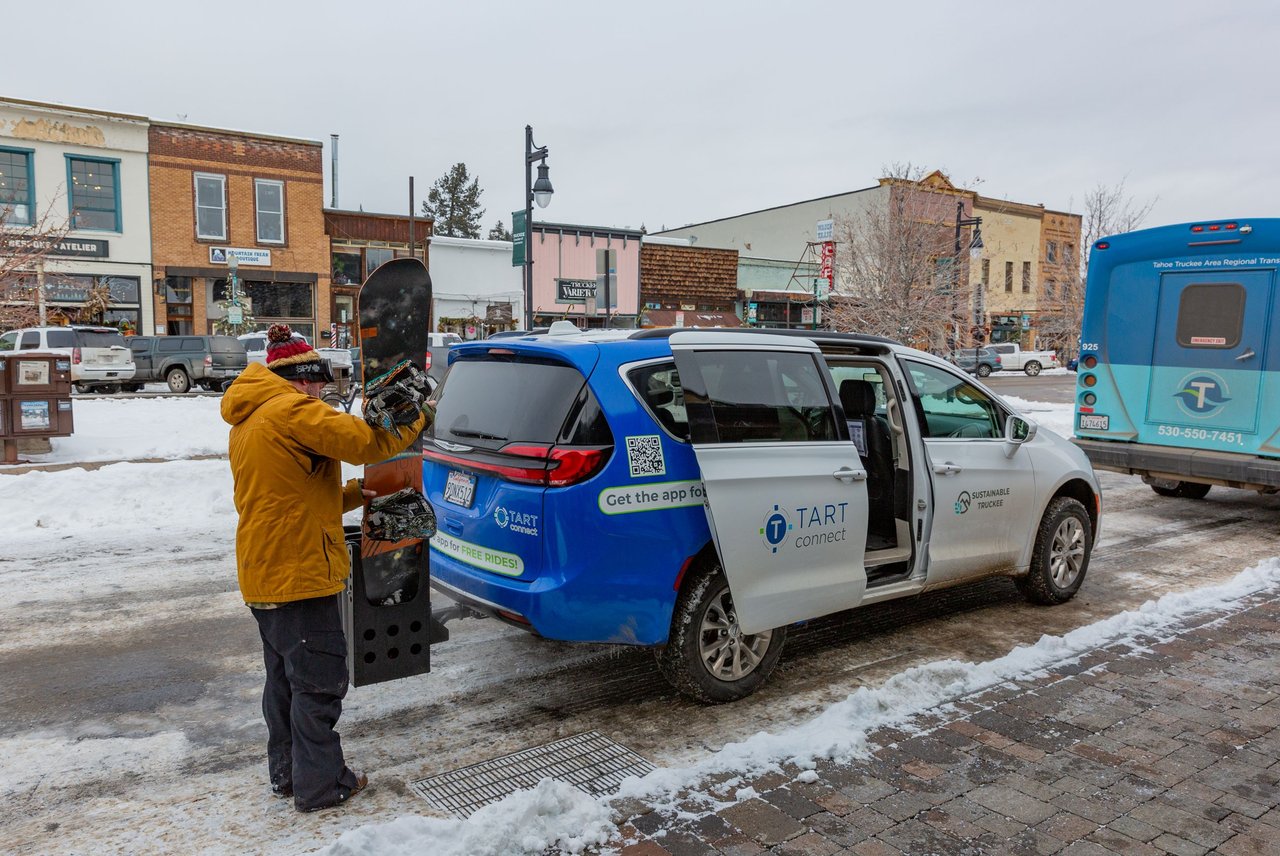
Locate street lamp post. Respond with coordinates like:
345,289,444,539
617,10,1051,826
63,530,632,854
226,254,244,333
954,201,984,369
523,125,554,330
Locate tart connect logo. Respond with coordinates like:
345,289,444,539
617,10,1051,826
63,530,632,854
760,505,792,553
1173,373,1231,418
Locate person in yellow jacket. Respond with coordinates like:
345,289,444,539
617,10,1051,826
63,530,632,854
221,324,427,812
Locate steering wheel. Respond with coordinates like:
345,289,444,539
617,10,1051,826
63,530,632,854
948,423,988,438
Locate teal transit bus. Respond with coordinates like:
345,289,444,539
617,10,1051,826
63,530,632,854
1073,218,1280,499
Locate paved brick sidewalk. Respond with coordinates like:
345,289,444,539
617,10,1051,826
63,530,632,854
607,595,1280,855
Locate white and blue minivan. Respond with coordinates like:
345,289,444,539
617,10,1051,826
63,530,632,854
423,326,1101,702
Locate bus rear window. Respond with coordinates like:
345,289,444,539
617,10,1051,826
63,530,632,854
1176,283,1244,348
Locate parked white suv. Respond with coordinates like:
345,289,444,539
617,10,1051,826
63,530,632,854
0,325,136,392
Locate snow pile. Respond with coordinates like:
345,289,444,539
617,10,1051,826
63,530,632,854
1,459,236,533
5,396,230,465
318,778,613,856
0,731,190,796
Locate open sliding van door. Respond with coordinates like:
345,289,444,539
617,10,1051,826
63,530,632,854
669,332,870,635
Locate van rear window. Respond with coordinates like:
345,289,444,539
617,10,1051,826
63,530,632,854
212,336,243,353
431,357,588,449
1176,283,1244,348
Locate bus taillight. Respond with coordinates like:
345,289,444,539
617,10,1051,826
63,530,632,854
1082,355,1098,370
1095,241,1110,250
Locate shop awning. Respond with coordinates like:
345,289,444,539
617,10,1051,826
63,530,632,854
640,309,743,328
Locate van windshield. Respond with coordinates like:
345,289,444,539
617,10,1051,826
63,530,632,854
431,357,586,449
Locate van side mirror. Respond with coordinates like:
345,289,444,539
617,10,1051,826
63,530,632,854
1004,415,1037,457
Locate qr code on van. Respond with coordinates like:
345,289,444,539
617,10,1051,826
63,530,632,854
626,435,666,478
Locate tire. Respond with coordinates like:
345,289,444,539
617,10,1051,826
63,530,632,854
1151,481,1212,500
1018,496,1093,605
166,367,191,394
1024,361,1042,376
656,563,787,703
976,364,992,377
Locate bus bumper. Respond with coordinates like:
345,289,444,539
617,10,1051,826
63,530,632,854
1073,438,1280,491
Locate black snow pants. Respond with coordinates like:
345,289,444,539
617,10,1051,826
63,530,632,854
252,594,361,811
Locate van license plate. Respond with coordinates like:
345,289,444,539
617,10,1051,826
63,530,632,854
1079,414,1109,430
444,470,477,508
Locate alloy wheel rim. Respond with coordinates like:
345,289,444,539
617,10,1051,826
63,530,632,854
1049,517,1085,588
699,589,771,681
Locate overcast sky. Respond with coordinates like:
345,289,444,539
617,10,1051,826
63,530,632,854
9,1,1278,238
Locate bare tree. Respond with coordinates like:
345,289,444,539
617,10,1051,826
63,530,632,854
1037,179,1156,357
0,201,74,330
826,184,963,351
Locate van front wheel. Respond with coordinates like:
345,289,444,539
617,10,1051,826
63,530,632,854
656,563,786,703
1018,497,1092,605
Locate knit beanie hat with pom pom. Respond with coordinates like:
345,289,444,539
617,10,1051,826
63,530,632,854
265,324,332,383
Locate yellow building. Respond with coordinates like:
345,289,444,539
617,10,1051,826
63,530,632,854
970,196,1081,349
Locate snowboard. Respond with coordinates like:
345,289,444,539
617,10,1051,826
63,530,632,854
345,257,433,687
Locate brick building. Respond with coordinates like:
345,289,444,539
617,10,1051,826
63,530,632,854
324,208,429,347
149,123,329,339
638,239,741,327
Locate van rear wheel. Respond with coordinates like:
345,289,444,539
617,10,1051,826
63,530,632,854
976,364,992,377
656,563,786,703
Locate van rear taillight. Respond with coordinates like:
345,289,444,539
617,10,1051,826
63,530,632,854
425,443,610,487
72,347,81,364
424,352,432,370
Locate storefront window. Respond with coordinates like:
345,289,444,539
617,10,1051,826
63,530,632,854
332,252,362,285
366,247,393,276
213,280,313,318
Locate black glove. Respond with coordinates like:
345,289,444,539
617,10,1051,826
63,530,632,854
365,487,437,542
363,360,431,432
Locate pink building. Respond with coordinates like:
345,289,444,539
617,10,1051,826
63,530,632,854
530,223,642,328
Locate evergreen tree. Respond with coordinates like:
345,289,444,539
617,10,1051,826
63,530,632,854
487,218,513,241
421,162,485,238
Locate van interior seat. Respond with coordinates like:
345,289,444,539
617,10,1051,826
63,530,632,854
839,378,897,545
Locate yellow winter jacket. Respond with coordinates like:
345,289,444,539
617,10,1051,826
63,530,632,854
221,362,427,603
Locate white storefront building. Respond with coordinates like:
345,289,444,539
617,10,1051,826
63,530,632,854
0,98,152,333
427,235,523,338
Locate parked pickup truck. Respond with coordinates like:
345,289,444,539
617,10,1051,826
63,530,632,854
987,343,1059,376
127,335,248,393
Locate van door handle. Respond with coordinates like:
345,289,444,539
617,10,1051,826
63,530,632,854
1236,347,1256,361
833,467,867,482
933,462,962,476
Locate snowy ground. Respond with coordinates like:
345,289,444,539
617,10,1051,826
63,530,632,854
2,386,1277,854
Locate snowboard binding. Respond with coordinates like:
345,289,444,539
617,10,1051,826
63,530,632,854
365,487,437,542
363,360,431,432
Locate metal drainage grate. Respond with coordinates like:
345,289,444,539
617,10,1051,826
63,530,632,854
409,730,655,817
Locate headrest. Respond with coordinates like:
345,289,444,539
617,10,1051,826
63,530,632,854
839,379,876,418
